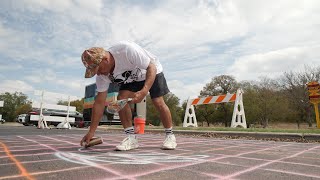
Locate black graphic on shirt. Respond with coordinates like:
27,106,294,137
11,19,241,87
109,68,143,84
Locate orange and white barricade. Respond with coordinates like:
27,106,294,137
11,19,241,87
183,89,247,128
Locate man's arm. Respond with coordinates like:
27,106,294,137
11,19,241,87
81,91,107,145
133,62,157,103
90,91,107,133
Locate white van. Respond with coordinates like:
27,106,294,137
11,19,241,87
17,114,27,123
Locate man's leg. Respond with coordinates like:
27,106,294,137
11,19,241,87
118,90,135,128
151,96,172,128
116,90,138,151
152,96,177,150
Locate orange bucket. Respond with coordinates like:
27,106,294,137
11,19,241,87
134,116,146,134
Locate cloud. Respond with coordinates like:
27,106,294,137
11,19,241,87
0,79,83,104
56,57,77,66
0,80,34,94
227,46,320,81
24,69,57,83
106,0,247,51
32,90,81,105
0,0,107,65
56,79,84,91
20,0,73,13
168,80,206,103
1,0,320,104
75,0,104,13
0,64,23,71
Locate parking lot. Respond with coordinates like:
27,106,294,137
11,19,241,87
0,125,320,180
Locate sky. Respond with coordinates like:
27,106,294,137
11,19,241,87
0,0,319,104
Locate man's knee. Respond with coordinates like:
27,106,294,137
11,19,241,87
152,97,168,111
118,90,134,100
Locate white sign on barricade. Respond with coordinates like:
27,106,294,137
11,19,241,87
183,89,247,128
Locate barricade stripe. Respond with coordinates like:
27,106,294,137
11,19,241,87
191,98,200,105
209,96,219,104
216,95,226,103
203,97,213,104
190,93,236,105
230,94,236,102
222,94,234,103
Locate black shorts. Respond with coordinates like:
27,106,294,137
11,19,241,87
119,72,170,99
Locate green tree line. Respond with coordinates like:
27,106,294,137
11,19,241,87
0,94,84,122
1,65,319,128
0,92,32,121
189,66,320,128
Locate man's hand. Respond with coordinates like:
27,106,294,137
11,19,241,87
131,62,156,103
132,90,148,103
80,131,95,146
81,91,106,147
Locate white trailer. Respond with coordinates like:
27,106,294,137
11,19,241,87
27,102,79,127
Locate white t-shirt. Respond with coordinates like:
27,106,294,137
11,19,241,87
96,41,163,92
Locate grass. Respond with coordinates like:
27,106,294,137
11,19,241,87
171,126,320,134
105,124,320,134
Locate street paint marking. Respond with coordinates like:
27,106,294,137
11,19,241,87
55,151,209,165
0,158,61,166
0,166,91,180
40,135,115,153
1,133,320,180
18,135,127,178
0,141,35,180
221,145,320,179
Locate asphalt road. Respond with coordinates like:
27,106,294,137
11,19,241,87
0,125,320,180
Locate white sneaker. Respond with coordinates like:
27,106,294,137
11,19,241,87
162,134,177,150
116,135,139,151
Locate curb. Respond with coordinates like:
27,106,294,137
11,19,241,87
97,127,320,142
0,123,24,127
303,134,320,141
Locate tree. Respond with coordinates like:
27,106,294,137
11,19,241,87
240,78,292,128
239,81,260,126
255,77,287,128
146,95,160,126
280,66,320,128
163,93,183,126
15,103,32,115
195,104,216,126
0,92,30,121
57,98,84,112
200,75,239,127
146,93,183,126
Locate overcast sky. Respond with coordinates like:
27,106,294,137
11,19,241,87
0,0,319,104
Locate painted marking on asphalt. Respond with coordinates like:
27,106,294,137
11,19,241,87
222,145,320,179
18,135,127,178
0,141,35,180
55,151,209,165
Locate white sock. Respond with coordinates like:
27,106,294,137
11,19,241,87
124,126,135,135
165,127,173,135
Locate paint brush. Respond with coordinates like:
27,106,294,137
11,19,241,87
82,137,103,148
